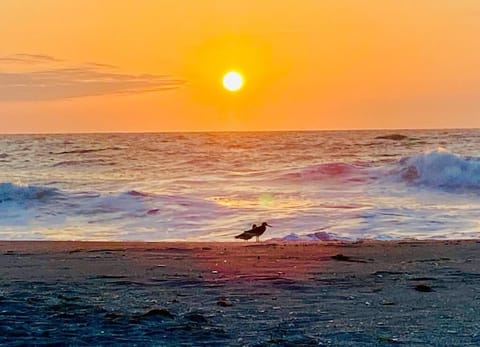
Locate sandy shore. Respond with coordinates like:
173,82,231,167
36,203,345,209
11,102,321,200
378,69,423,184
1,240,480,346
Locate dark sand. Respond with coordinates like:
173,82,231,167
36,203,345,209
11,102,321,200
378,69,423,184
1,240,480,346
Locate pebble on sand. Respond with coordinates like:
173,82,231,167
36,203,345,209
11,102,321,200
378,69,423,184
142,308,175,319
217,298,233,307
414,284,433,292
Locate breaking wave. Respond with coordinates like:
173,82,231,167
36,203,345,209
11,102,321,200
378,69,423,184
0,183,229,222
277,149,480,193
0,183,59,204
392,150,480,191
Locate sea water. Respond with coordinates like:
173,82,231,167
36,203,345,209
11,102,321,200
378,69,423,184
1,129,480,241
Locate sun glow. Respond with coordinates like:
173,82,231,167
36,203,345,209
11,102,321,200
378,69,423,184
222,71,244,92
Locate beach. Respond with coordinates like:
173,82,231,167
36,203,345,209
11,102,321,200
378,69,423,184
3,0,480,345
1,240,480,346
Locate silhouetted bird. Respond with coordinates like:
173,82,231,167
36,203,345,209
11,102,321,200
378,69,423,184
235,224,256,240
235,222,272,242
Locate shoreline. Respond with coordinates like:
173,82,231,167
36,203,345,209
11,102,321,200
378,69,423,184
0,238,475,246
1,239,480,345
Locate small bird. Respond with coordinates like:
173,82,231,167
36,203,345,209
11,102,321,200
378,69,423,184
235,224,256,240
235,222,272,242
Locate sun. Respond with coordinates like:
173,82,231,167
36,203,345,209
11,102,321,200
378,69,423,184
222,71,244,92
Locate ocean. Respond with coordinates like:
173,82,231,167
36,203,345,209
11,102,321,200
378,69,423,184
1,129,480,241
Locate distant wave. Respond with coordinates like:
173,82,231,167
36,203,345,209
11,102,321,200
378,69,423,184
51,147,124,155
278,162,375,183
274,160,384,186
52,159,116,167
127,190,153,198
0,183,58,204
392,150,480,191
375,134,410,141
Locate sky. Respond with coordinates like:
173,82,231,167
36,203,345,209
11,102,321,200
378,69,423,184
1,0,480,133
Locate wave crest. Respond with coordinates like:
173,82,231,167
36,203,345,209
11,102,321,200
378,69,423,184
280,162,372,182
277,150,480,193
394,150,480,190
0,183,58,204
52,147,124,155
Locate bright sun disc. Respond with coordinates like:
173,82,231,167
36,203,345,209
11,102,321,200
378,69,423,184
222,71,244,92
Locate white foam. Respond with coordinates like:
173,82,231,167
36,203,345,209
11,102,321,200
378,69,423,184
394,149,480,190
270,231,351,242
0,182,58,204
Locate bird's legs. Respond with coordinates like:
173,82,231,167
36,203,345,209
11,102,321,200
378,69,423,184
256,236,259,242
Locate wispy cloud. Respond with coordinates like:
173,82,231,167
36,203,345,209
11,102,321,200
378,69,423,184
0,54,184,101
0,53,63,64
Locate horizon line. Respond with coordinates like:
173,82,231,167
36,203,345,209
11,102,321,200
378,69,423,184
0,126,479,136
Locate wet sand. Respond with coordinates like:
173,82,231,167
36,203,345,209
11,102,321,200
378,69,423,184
1,240,480,346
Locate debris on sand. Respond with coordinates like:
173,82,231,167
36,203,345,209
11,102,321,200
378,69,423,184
104,311,123,319
217,298,233,307
377,336,402,344
380,301,396,306
331,254,370,263
414,284,433,292
184,312,208,323
331,254,351,261
142,308,175,319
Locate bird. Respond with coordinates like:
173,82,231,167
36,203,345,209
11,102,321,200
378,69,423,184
235,222,272,242
235,224,256,240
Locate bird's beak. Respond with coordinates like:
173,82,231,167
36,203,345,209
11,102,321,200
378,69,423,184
266,223,272,227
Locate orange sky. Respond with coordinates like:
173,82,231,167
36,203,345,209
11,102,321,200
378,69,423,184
1,0,480,133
